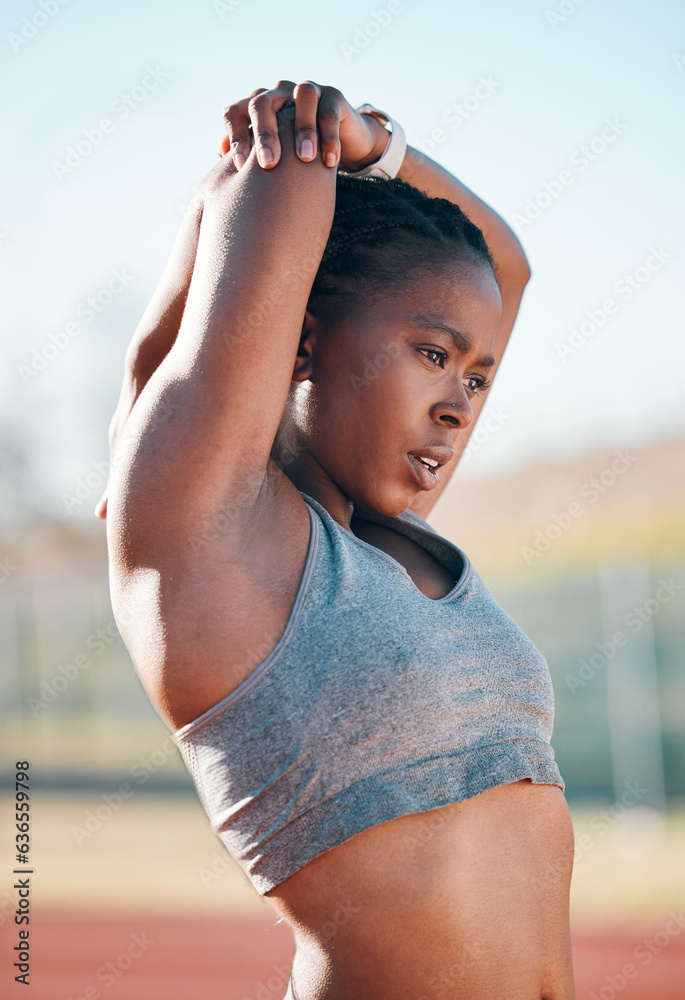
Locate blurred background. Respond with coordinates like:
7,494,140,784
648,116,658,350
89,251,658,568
1,0,684,997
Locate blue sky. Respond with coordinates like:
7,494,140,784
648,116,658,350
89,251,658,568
2,0,684,522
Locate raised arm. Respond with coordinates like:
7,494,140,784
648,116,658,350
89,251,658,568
349,120,531,521
403,147,530,519
106,102,338,566
94,156,239,519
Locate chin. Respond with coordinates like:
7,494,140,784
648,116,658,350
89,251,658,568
352,480,416,519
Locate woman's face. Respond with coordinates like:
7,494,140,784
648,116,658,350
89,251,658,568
286,260,502,521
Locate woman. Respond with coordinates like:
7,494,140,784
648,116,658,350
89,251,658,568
100,80,576,999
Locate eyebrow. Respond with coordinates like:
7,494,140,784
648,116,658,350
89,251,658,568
407,317,496,368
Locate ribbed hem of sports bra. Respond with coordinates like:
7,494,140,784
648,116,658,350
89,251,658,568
302,491,473,604
229,736,566,896
173,503,320,743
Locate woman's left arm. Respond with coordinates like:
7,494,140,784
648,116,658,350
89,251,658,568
357,122,531,521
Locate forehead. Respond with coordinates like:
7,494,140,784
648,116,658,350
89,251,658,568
405,261,499,312
353,263,501,353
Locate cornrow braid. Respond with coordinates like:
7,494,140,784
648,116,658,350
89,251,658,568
308,172,495,321
324,219,409,256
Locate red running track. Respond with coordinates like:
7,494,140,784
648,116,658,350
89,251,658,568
2,912,685,999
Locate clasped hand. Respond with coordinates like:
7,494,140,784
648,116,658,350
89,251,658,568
218,79,390,174
94,80,389,521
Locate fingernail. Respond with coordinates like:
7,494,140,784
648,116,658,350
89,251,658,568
235,151,246,169
259,147,273,166
300,139,314,160
325,151,337,167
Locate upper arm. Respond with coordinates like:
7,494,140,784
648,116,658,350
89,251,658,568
408,274,529,523
398,146,532,524
103,176,209,478
124,185,205,377
107,107,337,555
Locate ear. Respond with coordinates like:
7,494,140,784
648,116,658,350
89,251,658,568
291,307,319,383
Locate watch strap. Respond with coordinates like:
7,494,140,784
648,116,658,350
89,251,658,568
339,103,407,180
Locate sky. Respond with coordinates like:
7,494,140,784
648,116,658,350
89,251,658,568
1,0,684,526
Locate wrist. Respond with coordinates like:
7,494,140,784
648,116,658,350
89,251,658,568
343,115,392,173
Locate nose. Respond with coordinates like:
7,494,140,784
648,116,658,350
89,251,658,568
431,384,474,431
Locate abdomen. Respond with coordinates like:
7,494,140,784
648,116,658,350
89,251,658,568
267,779,576,1000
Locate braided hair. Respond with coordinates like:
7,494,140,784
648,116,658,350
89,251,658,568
274,174,496,467
307,172,496,323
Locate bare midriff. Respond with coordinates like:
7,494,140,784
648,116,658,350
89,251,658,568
264,779,576,1000
150,479,576,999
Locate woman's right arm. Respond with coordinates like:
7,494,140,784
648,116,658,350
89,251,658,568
106,104,337,562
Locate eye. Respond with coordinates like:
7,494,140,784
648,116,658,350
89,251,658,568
464,375,492,396
417,347,447,369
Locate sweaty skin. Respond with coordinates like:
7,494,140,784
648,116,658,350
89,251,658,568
106,104,576,999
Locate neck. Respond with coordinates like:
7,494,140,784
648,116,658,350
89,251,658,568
278,455,356,533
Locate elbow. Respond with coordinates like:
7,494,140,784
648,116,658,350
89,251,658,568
502,225,532,288
511,245,532,287
500,251,531,291
491,228,531,291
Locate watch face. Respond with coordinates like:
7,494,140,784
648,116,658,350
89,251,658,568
357,103,389,126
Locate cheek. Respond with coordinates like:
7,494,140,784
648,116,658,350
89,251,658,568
313,346,419,444
348,360,410,423
371,355,427,411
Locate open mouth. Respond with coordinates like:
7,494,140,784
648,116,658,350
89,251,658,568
407,453,440,489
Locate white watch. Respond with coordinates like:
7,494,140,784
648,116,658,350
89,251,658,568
339,103,407,180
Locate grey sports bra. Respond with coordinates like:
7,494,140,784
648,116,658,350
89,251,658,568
172,490,565,895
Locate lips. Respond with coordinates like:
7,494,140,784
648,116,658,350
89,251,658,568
408,454,439,490
407,446,453,491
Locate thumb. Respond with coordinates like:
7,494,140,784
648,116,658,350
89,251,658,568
94,493,108,519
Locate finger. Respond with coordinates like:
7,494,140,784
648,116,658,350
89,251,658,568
274,79,297,98
222,83,297,167
316,86,343,168
247,90,282,168
220,123,257,163
292,80,321,162
94,493,108,519
222,91,265,170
